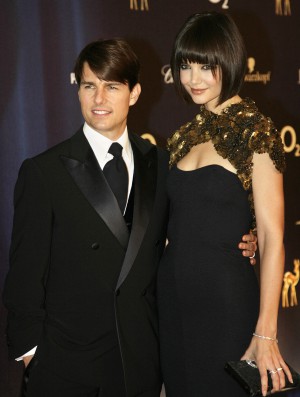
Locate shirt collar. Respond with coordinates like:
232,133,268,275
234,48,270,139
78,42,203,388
83,122,131,163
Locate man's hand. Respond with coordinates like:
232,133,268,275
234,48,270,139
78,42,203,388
23,354,34,368
238,231,258,265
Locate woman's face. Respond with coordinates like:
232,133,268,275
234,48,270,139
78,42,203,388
180,62,222,111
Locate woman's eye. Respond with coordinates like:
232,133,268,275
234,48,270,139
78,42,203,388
180,64,190,70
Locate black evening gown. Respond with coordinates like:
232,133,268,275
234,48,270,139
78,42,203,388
157,165,260,397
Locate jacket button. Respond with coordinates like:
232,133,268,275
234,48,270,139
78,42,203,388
142,289,147,296
91,242,100,250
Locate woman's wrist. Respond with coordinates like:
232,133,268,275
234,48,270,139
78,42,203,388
252,332,278,343
254,319,278,338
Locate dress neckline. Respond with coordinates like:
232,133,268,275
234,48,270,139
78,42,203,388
175,164,238,177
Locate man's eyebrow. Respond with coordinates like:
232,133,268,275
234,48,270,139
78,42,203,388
80,80,94,85
79,80,123,86
104,81,122,85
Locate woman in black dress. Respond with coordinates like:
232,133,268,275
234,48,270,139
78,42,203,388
157,11,292,397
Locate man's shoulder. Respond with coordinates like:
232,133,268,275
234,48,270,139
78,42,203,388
129,132,169,160
32,128,83,162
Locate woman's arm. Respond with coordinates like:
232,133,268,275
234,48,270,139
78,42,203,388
241,152,292,396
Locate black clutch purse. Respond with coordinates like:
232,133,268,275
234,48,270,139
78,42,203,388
224,360,300,396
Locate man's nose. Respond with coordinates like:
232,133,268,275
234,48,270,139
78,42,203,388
94,87,105,103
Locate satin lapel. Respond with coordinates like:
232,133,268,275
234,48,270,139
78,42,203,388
60,130,129,250
116,135,157,289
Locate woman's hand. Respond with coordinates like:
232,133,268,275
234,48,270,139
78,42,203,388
241,336,293,396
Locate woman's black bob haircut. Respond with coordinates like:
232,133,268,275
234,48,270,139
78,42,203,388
170,12,247,105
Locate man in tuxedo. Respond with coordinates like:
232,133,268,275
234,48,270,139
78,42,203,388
3,39,257,397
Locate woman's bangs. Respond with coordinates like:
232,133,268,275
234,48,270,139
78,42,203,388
179,36,217,66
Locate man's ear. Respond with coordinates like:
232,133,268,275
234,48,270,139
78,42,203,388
129,83,141,106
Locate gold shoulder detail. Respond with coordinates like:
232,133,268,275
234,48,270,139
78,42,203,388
248,116,286,173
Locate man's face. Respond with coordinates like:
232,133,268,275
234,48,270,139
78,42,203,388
78,62,141,140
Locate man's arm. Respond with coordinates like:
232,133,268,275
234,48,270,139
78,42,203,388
238,230,258,265
3,159,52,358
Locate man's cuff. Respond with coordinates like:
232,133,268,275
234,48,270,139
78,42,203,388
15,346,37,361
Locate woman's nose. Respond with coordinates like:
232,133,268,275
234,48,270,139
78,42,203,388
191,69,202,84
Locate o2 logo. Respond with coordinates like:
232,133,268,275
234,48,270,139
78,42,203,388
208,0,229,9
281,126,300,157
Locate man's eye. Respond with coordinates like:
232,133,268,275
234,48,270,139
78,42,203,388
84,84,94,89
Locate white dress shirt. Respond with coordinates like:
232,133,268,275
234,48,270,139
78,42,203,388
83,122,134,211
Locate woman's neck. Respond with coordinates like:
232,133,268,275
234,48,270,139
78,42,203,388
205,95,242,115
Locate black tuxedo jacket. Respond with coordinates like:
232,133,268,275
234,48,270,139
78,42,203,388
3,129,169,396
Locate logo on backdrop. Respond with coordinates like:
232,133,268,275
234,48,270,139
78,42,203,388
130,0,149,11
208,0,229,9
280,125,300,157
70,73,77,84
161,65,173,84
141,133,156,144
282,259,299,308
244,57,271,85
275,0,291,15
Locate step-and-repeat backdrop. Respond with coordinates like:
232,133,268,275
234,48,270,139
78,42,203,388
0,1,299,396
